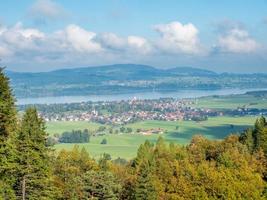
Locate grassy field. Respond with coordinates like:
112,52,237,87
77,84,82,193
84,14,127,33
195,94,267,110
46,121,103,135
50,116,258,159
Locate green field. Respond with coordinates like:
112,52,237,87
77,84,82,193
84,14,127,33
46,121,103,135
49,116,258,159
196,94,267,110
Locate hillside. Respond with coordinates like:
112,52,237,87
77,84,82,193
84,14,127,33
6,64,267,98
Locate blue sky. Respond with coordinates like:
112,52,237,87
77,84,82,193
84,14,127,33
0,0,267,72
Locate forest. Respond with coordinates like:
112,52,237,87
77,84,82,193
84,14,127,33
1,67,267,199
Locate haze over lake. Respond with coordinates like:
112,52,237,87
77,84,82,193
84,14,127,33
17,88,267,105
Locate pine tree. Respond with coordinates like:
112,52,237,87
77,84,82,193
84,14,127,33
134,160,157,200
82,170,122,199
259,127,267,156
16,107,55,200
133,140,154,167
253,116,267,151
0,67,17,199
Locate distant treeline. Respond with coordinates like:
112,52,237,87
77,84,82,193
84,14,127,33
246,90,267,97
59,129,90,143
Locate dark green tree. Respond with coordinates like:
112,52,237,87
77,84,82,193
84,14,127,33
82,170,122,199
101,138,107,145
133,140,154,167
16,107,55,199
0,68,17,199
240,116,267,155
134,160,157,200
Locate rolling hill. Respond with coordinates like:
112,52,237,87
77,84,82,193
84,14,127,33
6,64,267,98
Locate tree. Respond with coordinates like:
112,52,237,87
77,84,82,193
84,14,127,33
98,126,106,132
120,127,125,133
126,127,133,133
59,129,90,143
240,116,267,155
134,160,157,200
99,153,112,170
16,107,55,199
53,146,98,199
259,127,267,156
101,138,107,145
0,68,17,199
254,116,267,151
82,170,122,199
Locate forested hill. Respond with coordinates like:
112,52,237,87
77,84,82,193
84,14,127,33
6,64,217,84
6,64,267,98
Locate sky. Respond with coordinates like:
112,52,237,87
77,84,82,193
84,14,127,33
0,0,267,73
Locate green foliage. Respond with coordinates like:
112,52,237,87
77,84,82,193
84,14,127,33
59,129,90,143
240,116,267,156
53,146,98,199
98,126,106,132
120,127,125,133
99,153,112,170
16,107,55,199
100,138,107,145
82,170,122,199
134,160,157,200
0,68,17,199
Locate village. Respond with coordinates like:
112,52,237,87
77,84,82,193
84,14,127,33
38,98,220,125
36,97,267,125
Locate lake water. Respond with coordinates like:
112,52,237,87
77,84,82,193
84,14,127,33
17,88,267,105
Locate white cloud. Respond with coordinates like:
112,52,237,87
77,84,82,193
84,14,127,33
127,36,151,54
1,21,264,71
58,24,102,53
11,22,45,39
154,21,201,54
217,28,259,53
95,33,126,50
95,33,152,54
0,23,44,53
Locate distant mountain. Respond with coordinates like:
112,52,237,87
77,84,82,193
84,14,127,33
7,64,216,84
5,64,267,98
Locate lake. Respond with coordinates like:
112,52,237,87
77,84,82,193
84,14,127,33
16,88,267,105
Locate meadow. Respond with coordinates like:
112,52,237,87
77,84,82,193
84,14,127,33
46,121,102,135
49,116,258,159
195,93,267,110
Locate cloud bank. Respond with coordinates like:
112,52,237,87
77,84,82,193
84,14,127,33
0,20,263,71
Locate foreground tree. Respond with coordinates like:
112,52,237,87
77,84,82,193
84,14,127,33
53,146,98,199
134,160,157,200
240,116,267,155
0,68,17,199
16,108,55,199
82,170,122,199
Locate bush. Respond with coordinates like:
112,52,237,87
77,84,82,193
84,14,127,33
101,138,107,144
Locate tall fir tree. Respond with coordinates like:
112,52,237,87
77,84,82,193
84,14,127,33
134,160,157,200
0,68,17,199
253,116,267,151
16,107,55,200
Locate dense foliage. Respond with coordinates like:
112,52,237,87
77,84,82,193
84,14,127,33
59,129,90,143
1,68,267,199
